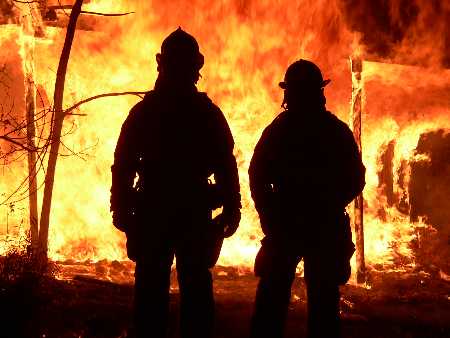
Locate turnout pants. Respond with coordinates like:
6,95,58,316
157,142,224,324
131,206,219,338
250,214,354,338
250,237,347,338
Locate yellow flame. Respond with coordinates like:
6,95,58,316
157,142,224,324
0,1,449,276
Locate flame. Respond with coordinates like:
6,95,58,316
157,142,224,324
0,1,449,277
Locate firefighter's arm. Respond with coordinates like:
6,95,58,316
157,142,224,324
110,103,142,231
342,127,365,205
212,108,241,238
334,126,366,208
249,128,277,235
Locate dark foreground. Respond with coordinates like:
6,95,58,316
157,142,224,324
1,261,449,338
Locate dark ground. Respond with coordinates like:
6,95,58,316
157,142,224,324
1,261,449,338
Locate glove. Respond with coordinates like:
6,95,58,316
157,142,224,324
213,207,241,238
112,210,139,261
206,217,225,268
112,210,130,232
335,212,355,285
258,203,281,236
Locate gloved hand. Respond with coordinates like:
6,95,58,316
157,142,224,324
112,210,135,233
112,210,139,261
213,207,241,238
258,204,281,236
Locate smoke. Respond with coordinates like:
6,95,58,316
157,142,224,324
337,0,450,67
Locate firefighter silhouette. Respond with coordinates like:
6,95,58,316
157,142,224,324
110,28,241,338
249,59,365,338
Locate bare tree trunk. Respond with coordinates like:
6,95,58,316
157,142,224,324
38,0,84,259
21,2,43,252
350,57,365,284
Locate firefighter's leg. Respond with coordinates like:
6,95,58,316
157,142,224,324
304,254,341,338
134,247,174,338
250,238,301,338
174,211,215,338
176,244,214,338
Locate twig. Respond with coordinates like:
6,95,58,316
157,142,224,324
12,0,40,3
66,113,87,116
0,136,33,152
80,11,134,17
63,91,148,115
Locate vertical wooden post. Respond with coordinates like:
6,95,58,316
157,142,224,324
350,57,365,283
21,3,43,251
25,56,39,251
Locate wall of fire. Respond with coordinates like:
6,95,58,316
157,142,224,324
0,0,449,274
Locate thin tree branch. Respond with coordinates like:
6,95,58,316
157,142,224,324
66,113,87,116
0,146,48,206
63,91,148,115
12,0,40,4
47,2,134,18
80,11,134,17
0,135,33,151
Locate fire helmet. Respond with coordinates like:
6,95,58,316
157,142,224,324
279,59,331,90
158,27,204,71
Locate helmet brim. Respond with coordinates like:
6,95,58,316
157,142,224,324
279,78,331,90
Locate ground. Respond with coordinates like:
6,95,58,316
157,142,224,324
1,261,449,338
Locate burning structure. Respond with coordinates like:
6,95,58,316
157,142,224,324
0,0,449,282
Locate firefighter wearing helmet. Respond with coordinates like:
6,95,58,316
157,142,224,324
110,28,241,338
249,59,365,338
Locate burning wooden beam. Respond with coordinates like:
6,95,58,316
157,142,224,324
350,57,365,283
1,1,44,248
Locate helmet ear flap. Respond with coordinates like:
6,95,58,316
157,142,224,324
156,53,162,72
196,53,204,70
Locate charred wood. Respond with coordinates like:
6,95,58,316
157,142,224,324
350,57,366,284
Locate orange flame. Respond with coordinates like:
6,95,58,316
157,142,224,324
0,1,449,277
